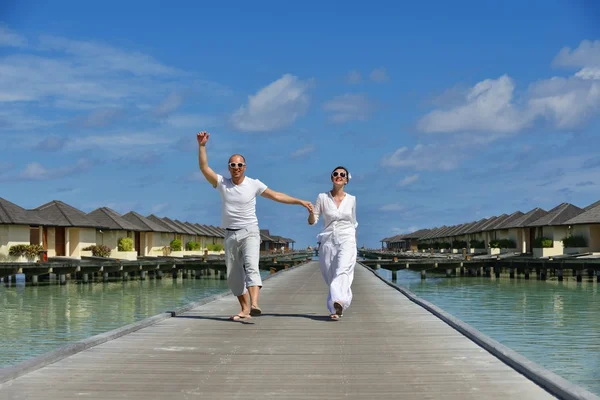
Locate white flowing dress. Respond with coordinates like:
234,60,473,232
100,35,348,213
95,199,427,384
312,192,358,314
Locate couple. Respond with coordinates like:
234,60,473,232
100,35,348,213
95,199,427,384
197,131,357,322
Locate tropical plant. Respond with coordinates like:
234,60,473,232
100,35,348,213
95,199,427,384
185,241,201,251
562,235,587,248
533,237,553,248
206,243,224,251
82,245,111,257
9,244,44,259
118,237,134,252
452,240,467,249
170,239,182,251
469,240,485,248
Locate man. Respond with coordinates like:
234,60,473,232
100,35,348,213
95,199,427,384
196,131,313,321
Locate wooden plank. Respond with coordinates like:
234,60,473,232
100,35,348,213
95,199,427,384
0,261,558,399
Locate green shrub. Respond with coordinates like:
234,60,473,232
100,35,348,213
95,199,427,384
489,239,500,249
118,237,134,252
82,245,111,257
439,242,451,249
431,242,440,250
498,238,516,249
469,240,485,248
170,239,182,251
206,243,224,251
452,240,467,249
185,241,201,251
562,235,587,248
9,244,44,258
533,237,553,248
417,243,428,250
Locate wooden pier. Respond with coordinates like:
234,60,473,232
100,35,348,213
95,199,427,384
1,261,595,399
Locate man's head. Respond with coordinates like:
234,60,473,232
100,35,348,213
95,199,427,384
228,154,246,180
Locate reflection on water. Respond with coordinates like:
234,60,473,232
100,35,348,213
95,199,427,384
375,268,600,396
0,272,265,369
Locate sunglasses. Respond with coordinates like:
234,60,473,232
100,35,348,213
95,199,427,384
229,162,246,168
332,171,347,178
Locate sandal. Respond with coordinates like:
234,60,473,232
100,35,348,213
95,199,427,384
250,305,262,316
330,314,340,320
229,314,251,321
333,302,343,317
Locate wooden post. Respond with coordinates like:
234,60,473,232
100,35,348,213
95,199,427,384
509,268,515,279
122,272,129,281
172,270,178,280
103,272,109,282
596,270,600,283
391,270,397,281
420,270,426,280
540,269,547,281
157,271,163,280
445,269,452,278
59,274,66,285
576,269,582,282
557,269,563,282
524,269,530,280
32,275,39,286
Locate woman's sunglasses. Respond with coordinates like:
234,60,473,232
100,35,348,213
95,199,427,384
229,162,246,168
332,171,347,178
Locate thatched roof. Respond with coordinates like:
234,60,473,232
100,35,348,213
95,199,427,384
122,211,172,233
88,207,145,231
0,197,52,226
563,202,600,225
34,200,104,228
528,203,584,227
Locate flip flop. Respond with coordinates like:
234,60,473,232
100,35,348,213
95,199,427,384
330,314,340,320
250,305,262,316
333,302,343,317
229,314,251,321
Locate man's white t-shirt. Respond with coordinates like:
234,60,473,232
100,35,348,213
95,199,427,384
215,174,268,229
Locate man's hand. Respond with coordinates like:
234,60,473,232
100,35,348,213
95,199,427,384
301,201,314,214
197,131,210,146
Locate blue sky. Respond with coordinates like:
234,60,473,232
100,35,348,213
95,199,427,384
1,0,599,248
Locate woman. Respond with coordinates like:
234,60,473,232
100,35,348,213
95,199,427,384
308,166,358,320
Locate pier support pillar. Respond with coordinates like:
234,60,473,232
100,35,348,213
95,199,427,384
460,267,465,276
509,268,515,279
182,270,189,279
557,269,563,282
157,271,163,280
484,267,491,278
103,272,109,282
392,270,397,281
172,270,178,280
420,270,426,280
495,267,500,279
59,274,66,285
576,269,582,283
524,269,530,280
32,275,39,286
445,269,452,278
140,271,146,280
540,269,547,281
82,273,89,284
122,272,129,281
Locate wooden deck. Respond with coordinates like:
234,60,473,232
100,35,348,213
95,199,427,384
0,261,560,399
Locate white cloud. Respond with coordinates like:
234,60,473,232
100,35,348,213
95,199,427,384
346,70,361,84
380,203,404,211
151,203,170,214
382,143,466,171
418,75,531,133
323,94,374,123
399,174,420,186
575,67,600,80
291,144,315,158
65,133,171,151
14,159,93,181
0,25,26,47
553,40,600,68
370,67,389,83
153,92,185,117
231,74,311,132
166,114,220,129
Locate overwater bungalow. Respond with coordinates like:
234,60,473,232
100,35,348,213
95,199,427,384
527,203,585,258
86,207,146,260
492,208,548,254
463,218,490,252
0,197,53,262
561,201,600,255
33,200,106,259
122,211,175,256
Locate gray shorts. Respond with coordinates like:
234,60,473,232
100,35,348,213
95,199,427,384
224,225,262,296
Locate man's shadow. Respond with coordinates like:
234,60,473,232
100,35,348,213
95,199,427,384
176,313,332,324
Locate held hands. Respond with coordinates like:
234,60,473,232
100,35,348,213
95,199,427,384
196,131,210,146
301,200,314,214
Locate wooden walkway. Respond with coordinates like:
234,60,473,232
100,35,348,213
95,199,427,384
0,261,559,399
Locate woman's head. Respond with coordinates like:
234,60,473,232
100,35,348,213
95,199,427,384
331,166,350,186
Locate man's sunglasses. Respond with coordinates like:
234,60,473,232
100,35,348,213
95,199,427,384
332,171,346,178
229,162,246,168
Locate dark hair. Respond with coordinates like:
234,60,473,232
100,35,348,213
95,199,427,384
331,166,350,184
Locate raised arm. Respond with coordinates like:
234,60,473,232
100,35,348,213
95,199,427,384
261,188,313,213
197,131,218,187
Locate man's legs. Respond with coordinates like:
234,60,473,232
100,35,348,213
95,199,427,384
225,232,251,317
240,228,262,313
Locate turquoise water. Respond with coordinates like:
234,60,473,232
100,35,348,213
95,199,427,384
0,273,265,369
375,268,600,396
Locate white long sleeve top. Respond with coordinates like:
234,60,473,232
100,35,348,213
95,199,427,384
312,191,358,245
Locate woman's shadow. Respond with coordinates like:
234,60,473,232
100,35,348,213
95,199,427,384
176,313,333,324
